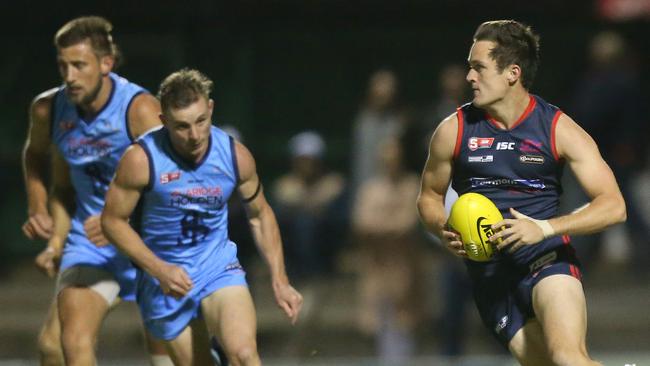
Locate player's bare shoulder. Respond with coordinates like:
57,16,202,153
30,87,59,124
127,93,162,139
429,112,460,159
115,143,151,189
553,113,599,161
233,139,257,182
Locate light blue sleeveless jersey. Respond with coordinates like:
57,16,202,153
135,126,247,340
51,73,147,300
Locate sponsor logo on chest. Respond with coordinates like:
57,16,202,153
519,155,545,164
468,155,493,163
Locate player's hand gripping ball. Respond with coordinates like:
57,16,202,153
447,193,503,261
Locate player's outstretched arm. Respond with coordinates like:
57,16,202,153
101,144,192,298
22,90,57,240
548,114,626,234
416,114,466,257
235,141,303,324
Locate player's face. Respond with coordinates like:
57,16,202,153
162,97,214,163
57,40,112,106
466,40,510,108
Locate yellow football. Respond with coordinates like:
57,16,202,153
447,192,503,262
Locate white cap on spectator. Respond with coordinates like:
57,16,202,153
289,131,325,158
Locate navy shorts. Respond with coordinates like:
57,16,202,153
465,245,582,349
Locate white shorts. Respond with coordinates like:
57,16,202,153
56,266,121,305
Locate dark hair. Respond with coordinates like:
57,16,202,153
54,16,121,66
473,20,540,90
158,68,213,113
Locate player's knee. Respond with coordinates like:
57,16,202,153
60,329,94,355
37,327,62,360
229,343,259,365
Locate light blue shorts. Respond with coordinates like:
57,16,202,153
137,261,247,340
59,228,137,302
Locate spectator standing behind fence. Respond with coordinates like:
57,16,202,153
271,131,345,282
352,138,424,364
351,70,403,195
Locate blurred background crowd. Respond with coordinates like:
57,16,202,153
1,0,649,364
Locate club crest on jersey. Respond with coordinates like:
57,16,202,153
520,139,543,153
160,171,181,184
468,137,494,151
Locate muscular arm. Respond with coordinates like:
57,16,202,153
48,150,73,250
417,115,458,237
417,115,467,257
22,90,57,239
101,145,192,297
549,114,626,234
33,148,73,277
235,141,302,323
127,93,162,139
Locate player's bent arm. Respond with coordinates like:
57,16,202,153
236,141,302,322
22,91,59,241
416,114,458,238
23,90,56,218
101,145,166,277
48,150,74,251
548,114,626,235
127,93,162,139
235,141,289,285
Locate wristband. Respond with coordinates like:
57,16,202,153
531,219,554,238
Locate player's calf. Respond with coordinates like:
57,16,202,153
38,326,64,366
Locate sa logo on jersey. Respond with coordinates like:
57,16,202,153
468,137,494,151
160,171,181,184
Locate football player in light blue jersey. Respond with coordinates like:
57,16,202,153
417,20,625,365
21,16,172,366
102,69,303,365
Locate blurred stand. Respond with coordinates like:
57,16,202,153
566,31,650,275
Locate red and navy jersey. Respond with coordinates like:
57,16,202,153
452,95,571,265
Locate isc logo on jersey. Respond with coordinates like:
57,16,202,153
447,192,503,262
496,142,515,150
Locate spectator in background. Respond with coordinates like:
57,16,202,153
351,70,403,195
352,138,424,364
271,131,346,282
403,64,468,174
569,31,649,273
